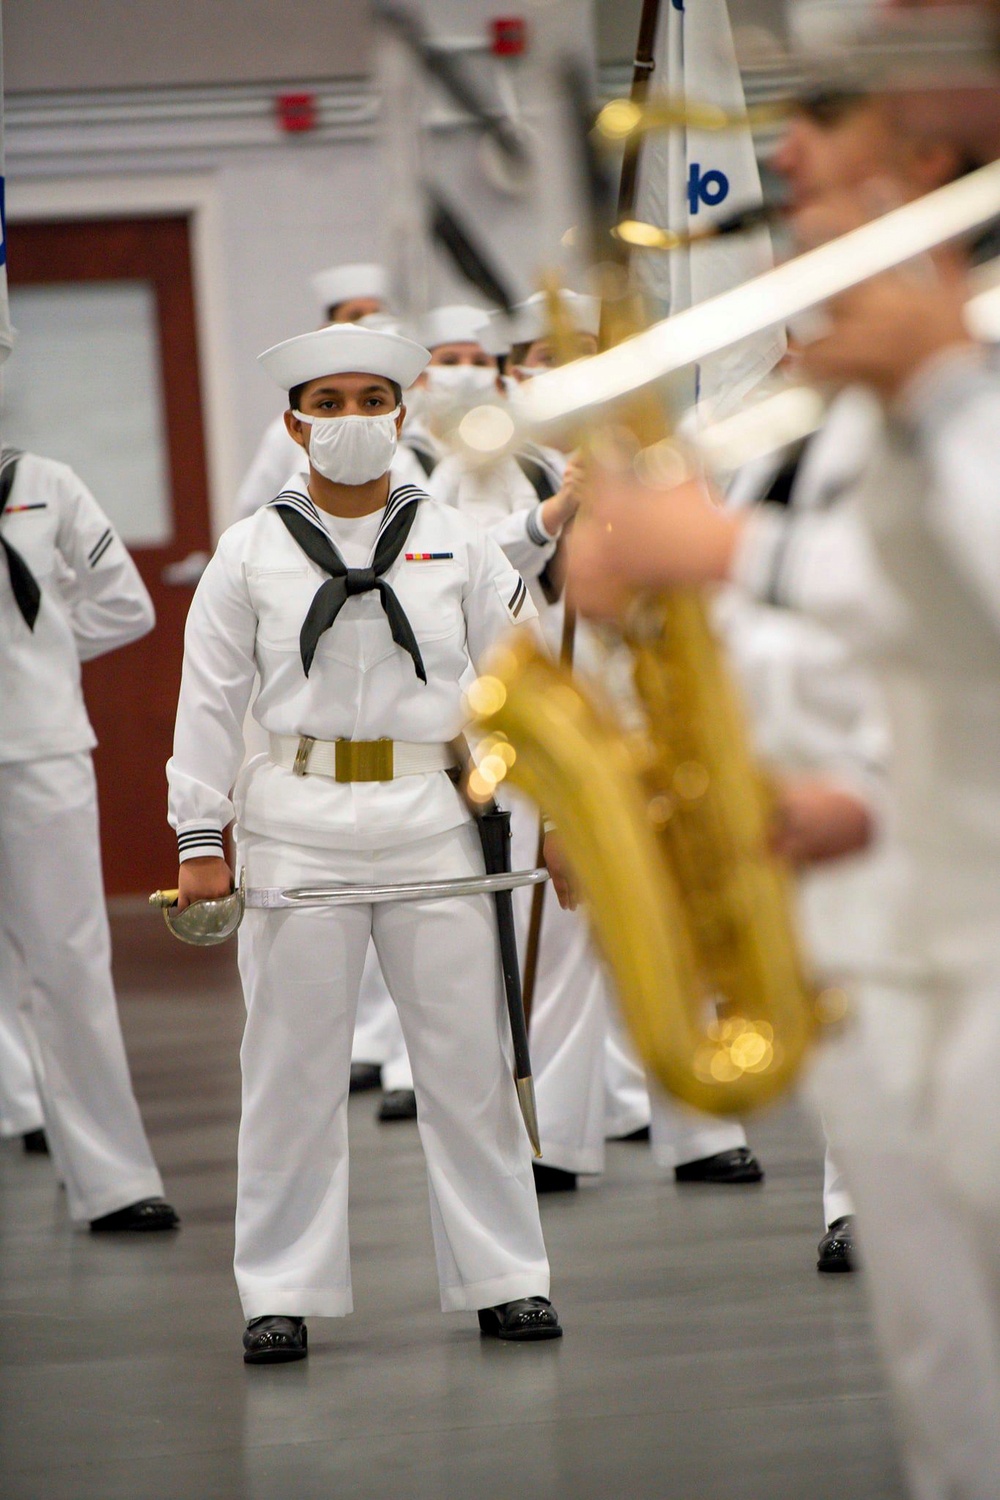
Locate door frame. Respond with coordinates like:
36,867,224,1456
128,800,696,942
6,172,236,540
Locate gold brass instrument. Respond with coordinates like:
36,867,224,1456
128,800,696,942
465,162,1000,1116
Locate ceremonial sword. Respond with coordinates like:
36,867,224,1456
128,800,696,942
150,864,548,1157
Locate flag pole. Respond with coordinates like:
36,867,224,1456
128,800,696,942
520,0,664,1025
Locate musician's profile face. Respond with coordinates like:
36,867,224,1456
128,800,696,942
772,98,891,211
774,95,962,212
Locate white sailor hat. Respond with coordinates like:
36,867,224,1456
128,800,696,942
489,289,601,349
311,261,387,312
417,303,494,352
258,323,431,393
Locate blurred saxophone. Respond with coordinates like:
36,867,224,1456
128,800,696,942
468,284,819,1117
465,162,1000,1113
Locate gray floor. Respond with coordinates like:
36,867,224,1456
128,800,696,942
0,909,906,1500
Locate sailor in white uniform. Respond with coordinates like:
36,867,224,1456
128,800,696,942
356,301,521,1122
168,323,560,1363
0,448,178,1231
568,260,1000,1500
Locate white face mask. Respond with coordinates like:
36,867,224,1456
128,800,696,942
293,408,400,485
419,365,500,435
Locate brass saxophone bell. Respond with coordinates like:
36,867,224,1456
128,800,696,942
148,871,245,947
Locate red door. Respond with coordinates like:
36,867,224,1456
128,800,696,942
6,217,213,895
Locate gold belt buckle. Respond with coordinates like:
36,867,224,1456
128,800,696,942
335,738,394,782
292,735,316,777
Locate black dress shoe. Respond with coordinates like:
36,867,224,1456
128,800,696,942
532,1162,578,1194
22,1128,49,1155
817,1215,857,1273
378,1088,417,1122
674,1147,764,1184
243,1316,308,1364
89,1198,180,1233
610,1125,650,1144
478,1297,563,1341
350,1061,382,1094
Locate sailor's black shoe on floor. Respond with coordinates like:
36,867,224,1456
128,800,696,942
378,1088,418,1122
22,1128,49,1155
350,1061,382,1094
478,1297,563,1341
674,1147,764,1185
612,1125,651,1144
817,1215,857,1273
532,1161,578,1194
243,1316,308,1364
89,1198,180,1233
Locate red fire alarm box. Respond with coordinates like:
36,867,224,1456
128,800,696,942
276,93,317,134
491,17,528,57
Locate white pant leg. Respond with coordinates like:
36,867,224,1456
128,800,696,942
373,821,549,1312
603,1005,652,1138
812,976,1000,1500
0,927,45,1137
234,823,549,1319
0,755,163,1220
649,1088,748,1170
509,796,607,1174
822,1148,854,1227
235,837,371,1320
351,946,413,1093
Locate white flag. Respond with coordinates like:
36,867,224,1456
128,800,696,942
634,0,784,417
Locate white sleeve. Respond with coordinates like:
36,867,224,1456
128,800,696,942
167,530,258,861
462,531,539,673
233,417,301,521
731,500,912,657
901,347,1000,634
482,504,557,581
53,468,155,661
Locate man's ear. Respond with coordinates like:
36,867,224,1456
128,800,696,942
284,409,309,450
395,404,406,435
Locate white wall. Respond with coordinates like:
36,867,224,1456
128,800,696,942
6,1,596,532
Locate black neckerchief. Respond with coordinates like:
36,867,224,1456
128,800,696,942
270,484,428,682
0,450,38,630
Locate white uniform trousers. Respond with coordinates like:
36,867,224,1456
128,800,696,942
822,1149,853,1228
510,795,609,1175
234,821,550,1321
0,754,164,1220
811,973,1000,1500
602,1011,749,1167
0,929,45,1137
351,947,414,1092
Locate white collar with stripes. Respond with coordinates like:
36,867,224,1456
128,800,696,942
266,479,427,550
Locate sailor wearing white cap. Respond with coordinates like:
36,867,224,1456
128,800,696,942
233,263,424,523
396,303,500,481
424,293,601,1192
167,322,560,1362
0,449,177,1231
310,261,387,325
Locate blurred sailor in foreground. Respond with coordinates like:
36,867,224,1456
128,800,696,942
567,18,1000,1481
168,322,560,1363
0,447,178,1232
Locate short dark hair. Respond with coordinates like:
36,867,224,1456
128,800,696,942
288,377,402,411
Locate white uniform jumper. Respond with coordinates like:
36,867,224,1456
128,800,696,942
0,452,164,1220
168,479,550,1319
733,353,1000,1499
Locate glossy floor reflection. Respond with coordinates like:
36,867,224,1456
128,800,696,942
0,908,906,1500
